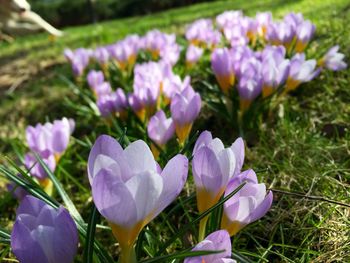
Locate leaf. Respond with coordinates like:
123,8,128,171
83,204,100,263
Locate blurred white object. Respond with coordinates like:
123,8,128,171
0,0,63,37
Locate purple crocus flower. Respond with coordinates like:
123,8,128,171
266,22,294,49
192,131,244,240
295,20,315,53
256,12,272,37
64,48,91,77
26,118,75,159
192,131,244,213
93,82,112,98
97,89,128,118
170,86,201,144
163,74,191,103
221,169,273,236
184,230,235,263
319,45,347,71
7,174,28,200
94,47,110,65
109,36,139,71
147,110,175,149
223,24,249,47
11,196,78,263
286,53,319,92
216,10,243,30
87,70,104,91
186,45,204,68
24,153,56,181
186,19,221,48
211,48,235,95
260,46,290,97
238,57,263,110
88,135,188,263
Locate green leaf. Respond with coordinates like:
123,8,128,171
83,204,100,263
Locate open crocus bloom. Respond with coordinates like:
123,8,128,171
11,196,78,263
184,230,235,263
88,135,188,262
285,53,319,92
319,45,347,71
221,169,273,236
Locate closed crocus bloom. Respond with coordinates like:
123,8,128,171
295,20,315,53
238,57,263,110
170,86,201,145
11,196,78,263
64,48,91,77
88,135,188,263
211,48,235,95
87,70,104,90
94,47,110,66
256,12,272,37
94,82,112,98
184,230,235,263
192,131,239,240
51,118,75,157
147,110,175,158
319,45,347,71
221,169,273,236
286,54,319,92
186,45,204,68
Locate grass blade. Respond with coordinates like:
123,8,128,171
83,204,100,263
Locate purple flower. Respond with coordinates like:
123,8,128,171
184,230,235,263
147,110,175,148
216,10,243,30
11,196,78,263
163,74,191,102
93,82,112,97
266,22,294,49
26,118,75,158
170,86,201,144
260,46,290,97
186,19,221,48
186,45,204,68
211,48,235,94
7,175,28,200
94,47,110,65
256,12,272,37
192,131,244,213
88,135,188,262
286,53,319,92
223,24,249,47
97,89,128,118
238,57,263,110
87,70,104,90
221,169,273,236
24,153,56,181
319,45,347,71
109,36,139,70
64,48,91,76
295,20,315,53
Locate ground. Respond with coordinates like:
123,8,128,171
0,0,349,262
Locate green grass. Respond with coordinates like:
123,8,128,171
0,0,350,262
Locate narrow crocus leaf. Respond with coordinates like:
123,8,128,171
34,152,84,225
83,204,100,263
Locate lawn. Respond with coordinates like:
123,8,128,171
0,0,349,262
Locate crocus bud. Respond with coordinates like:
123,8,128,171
170,86,201,145
184,230,236,263
221,169,273,236
51,118,75,156
11,196,78,263
88,135,188,263
319,45,347,71
93,82,112,98
147,110,175,151
186,45,204,68
211,48,235,95
94,47,110,65
87,70,104,90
